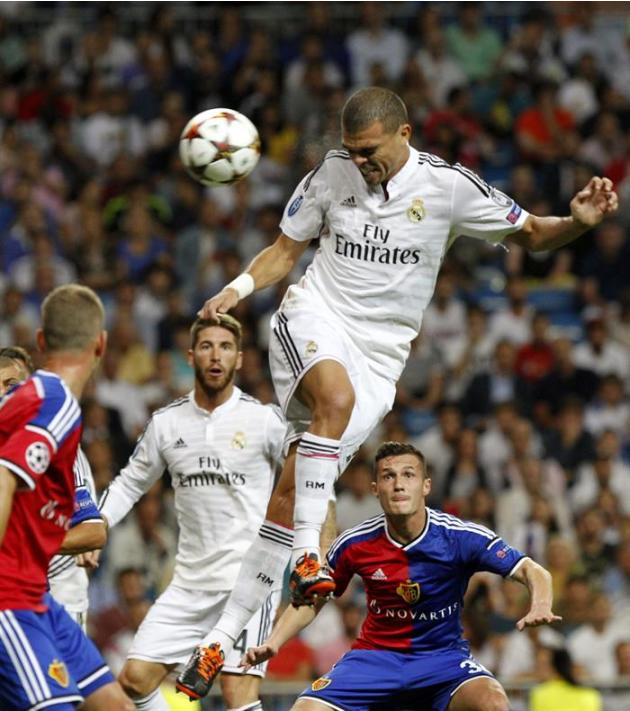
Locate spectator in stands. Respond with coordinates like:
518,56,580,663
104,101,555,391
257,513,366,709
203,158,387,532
346,2,408,87
414,28,466,109
535,337,600,415
544,397,597,487
515,311,555,383
443,428,487,510
336,459,382,533
488,275,533,347
575,508,617,582
463,339,531,421
445,2,503,82
573,309,630,383
578,219,630,303
568,590,626,683
530,646,603,711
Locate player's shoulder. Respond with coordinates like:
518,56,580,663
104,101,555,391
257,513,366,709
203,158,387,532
328,513,386,562
303,149,352,192
415,150,490,195
427,508,496,542
150,394,191,423
238,392,280,416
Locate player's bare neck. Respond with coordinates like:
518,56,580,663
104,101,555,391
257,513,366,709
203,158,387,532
42,355,91,399
194,382,234,413
386,506,427,545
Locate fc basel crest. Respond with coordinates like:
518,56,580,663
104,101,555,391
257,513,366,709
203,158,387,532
396,579,421,604
48,659,69,688
311,676,332,691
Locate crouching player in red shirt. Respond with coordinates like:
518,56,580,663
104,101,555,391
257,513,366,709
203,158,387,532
0,285,133,711
242,441,561,711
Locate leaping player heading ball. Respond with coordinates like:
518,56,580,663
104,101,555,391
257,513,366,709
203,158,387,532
177,86,617,699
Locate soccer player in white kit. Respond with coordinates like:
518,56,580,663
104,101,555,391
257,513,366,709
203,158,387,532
176,86,618,699
0,347,105,631
98,315,286,711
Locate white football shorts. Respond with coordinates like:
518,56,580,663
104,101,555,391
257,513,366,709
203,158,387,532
127,584,280,676
269,288,396,472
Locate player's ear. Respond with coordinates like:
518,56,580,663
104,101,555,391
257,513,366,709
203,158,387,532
236,350,243,371
400,123,412,142
371,480,378,497
422,477,432,497
187,349,194,367
95,330,107,359
35,328,46,353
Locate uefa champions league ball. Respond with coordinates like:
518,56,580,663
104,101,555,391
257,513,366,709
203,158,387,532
179,108,261,186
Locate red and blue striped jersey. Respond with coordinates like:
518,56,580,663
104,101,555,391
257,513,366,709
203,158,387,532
326,508,526,652
0,370,82,611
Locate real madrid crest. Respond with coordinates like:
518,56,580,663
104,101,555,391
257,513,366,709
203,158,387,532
305,341,318,357
396,578,421,604
231,431,246,449
311,676,332,691
48,659,69,688
407,198,426,223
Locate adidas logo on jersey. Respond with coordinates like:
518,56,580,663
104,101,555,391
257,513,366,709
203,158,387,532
340,195,357,207
371,568,387,580
173,437,187,449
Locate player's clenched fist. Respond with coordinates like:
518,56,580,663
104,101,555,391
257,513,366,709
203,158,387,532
570,176,619,227
240,643,277,671
197,288,240,321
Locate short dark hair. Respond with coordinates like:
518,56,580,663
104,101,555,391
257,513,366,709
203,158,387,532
0,346,34,374
374,441,427,479
341,87,408,135
190,314,242,349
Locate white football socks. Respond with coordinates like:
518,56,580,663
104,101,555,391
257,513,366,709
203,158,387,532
134,688,170,711
201,520,293,654
292,433,340,568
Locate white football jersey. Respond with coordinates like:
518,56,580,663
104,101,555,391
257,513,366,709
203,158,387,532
99,388,286,591
47,447,99,616
280,146,529,380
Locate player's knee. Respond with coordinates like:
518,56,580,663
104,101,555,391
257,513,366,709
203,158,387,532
474,688,509,711
312,388,355,428
118,663,155,699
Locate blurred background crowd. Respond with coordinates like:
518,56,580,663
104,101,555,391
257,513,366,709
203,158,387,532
1,1,630,708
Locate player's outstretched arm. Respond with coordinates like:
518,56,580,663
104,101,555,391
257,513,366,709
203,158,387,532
509,176,618,252
198,232,311,320
59,520,107,555
0,466,18,547
240,598,326,670
511,558,562,630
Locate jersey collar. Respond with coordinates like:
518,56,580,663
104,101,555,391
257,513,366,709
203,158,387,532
190,385,242,418
384,505,430,550
385,145,417,190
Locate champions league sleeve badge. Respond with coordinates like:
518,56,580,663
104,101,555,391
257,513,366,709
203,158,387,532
406,198,426,223
288,195,304,216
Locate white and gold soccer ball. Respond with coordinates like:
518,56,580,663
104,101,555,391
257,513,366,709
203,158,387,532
179,108,260,186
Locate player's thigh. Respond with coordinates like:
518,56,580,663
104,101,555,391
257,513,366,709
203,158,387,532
296,359,356,417
46,594,115,699
81,680,135,711
118,658,172,698
293,700,334,711
127,585,224,668
220,672,261,708
447,676,509,711
0,608,83,711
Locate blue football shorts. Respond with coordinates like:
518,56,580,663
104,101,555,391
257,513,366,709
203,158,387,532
0,593,114,710
300,646,494,711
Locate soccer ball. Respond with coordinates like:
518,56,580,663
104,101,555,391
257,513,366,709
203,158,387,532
179,108,260,186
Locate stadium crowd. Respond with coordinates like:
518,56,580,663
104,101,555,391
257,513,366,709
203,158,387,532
1,1,630,707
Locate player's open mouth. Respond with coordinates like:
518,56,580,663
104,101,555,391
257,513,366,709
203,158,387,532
208,367,223,376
